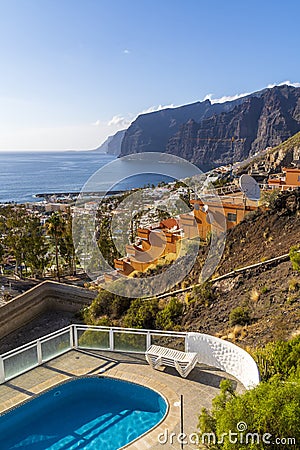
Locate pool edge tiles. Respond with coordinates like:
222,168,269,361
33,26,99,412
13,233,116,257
0,375,177,450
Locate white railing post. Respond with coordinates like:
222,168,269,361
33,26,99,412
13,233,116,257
37,340,42,365
109,328,114,351
146,331,151,350
0,357,5,384
69,325,74,348
184,334,188,352
73,325,78,348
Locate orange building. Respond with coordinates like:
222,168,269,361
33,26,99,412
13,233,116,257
191,197,258,238
112,195,259,277
113,217,184,276
268,167,300,190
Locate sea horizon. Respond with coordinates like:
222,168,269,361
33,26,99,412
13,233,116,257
0,151,175,203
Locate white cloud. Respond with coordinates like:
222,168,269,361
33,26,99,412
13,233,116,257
267,80,300,88
202,81,300,105
92,119,102,127
202,94,213,102
104,103,177,131
140,104,176,114
107,115,132,128
123,49,130,54
202,92,251,104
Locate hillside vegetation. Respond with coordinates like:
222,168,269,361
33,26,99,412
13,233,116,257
197,335,300,449
81,190,300,348
0,190,299,354
181,190,300,345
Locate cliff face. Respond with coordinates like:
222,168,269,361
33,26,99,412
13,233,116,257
166,96,264,169
106,129,126,155
167,85,300,168
120,99,243,157
94,129,126,155
120,85,300,169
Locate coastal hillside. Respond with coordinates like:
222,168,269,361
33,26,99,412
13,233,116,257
180,190,300,345
0,191,299,354
119,85,300,169
80,189,300,349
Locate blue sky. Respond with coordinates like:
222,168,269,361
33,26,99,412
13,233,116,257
0,0,299,150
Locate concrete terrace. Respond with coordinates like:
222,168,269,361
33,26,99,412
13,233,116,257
0,349,244,450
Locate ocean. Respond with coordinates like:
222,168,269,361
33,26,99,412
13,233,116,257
0,151,178,203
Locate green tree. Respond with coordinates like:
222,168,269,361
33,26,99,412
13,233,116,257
23,214,49,277
198,336,300,449
252,336,300,381
97,216,119,266
198,378,300,449
289,245,300,272
259,189,280,208
123,297,159,329
156,297,184,330
2,206,27,277
46,212,65,281
0,240,6,275
229,306,251,326
83,290,132,324
59,212,77,276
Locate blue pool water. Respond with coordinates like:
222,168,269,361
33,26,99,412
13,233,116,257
0,377,167,449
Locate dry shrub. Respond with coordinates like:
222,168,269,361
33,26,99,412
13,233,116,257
289,329,300,339
250,288,260,303
184,292,192,304
288,277,300,292
227,325,248,342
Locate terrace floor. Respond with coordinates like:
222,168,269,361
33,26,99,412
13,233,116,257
0,349,244,449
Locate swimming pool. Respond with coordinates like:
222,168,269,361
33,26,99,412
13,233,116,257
0,377,167,449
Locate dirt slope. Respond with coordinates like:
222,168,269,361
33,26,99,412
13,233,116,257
181,190,300,347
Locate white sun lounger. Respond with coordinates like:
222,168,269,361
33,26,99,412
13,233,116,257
145,345,198,378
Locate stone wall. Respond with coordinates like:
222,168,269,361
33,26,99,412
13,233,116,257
0,281,96,339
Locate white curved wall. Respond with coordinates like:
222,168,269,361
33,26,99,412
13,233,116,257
186,332,260,390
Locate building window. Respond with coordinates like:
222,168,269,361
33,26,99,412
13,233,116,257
298,175,300,182
227,212,237,222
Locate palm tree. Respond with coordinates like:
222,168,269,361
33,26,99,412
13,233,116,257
59,212,77,276
0,242,5,275
23,215,49,278
46,212,65,282
2,205,27,278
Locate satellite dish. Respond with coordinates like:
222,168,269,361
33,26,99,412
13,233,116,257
202,204,209,213
239,174,260,201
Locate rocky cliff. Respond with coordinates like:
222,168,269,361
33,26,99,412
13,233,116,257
265,130,300,171
94,129,126,155
241,130,300,176
120,85,300,170
120,98,243,159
